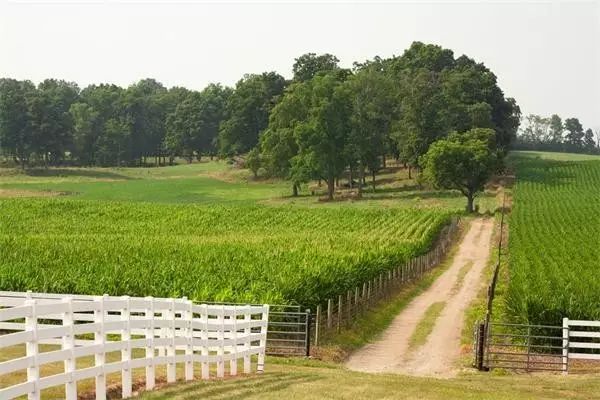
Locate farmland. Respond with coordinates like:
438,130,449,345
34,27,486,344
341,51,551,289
507,151,600,326
0,163,455,307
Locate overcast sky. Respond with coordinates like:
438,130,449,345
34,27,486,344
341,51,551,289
1,0,599,129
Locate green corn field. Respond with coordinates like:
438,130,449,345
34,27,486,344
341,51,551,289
508,152,600,326
0,199,452,308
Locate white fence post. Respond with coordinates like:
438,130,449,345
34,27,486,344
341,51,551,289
166,298,176,383
25,299,40,400
121,296,132,398
230,305,238,376
217,305,225,378
62,296,76,400
562,317,569,375
144,296,155,390
201,304,209,380
94,294,107,400
183,297,194,382
243,305,251,374
257,305,269,373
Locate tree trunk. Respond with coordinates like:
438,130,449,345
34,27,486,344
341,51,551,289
466,193,475,213
408,165,412,179
382,154,386,168
318,178,322,187
358,165,365,198
349,167,354,189
327,176,335,201
292,183,298,197
372,170,376,193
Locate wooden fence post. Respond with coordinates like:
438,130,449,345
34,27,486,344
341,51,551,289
327,299,332,329
62,296,76,400
315,305,321,346
25,299,39,400
144,297,155,390
346,291,352,323
354,287,359,313
120,296,132,398
337,295,342,333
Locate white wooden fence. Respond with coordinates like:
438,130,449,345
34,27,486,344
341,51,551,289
0,291,269,400
563,318,600,372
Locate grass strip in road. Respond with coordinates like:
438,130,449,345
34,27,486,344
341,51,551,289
408,301,446,350
452,262,473,294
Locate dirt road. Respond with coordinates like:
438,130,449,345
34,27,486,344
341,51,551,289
345,218,494,377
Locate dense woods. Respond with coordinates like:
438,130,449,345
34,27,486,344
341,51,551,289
0,42,522,198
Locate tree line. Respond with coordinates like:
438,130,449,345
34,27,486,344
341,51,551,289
515,114,599,155
0,42,521,200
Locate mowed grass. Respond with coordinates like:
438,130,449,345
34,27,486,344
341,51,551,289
138,359,600,400
0,161,289,204
507,151,600,325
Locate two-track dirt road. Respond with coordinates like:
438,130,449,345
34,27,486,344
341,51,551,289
346,218,494,377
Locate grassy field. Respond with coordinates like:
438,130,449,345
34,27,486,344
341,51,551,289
507,151,600,325
137,359,600,400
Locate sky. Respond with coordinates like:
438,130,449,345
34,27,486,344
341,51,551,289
1,0,599,130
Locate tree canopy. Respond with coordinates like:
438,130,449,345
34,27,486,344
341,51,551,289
421,128,498,212
0,42,523,201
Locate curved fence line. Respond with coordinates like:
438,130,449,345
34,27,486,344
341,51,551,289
0,293,269,400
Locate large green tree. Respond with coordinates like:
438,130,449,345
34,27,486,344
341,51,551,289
344,68,395,195
260,81,311,196
564,117,584,147
28,79,79,165
218,72,286,156
293,73,352,200
0,79,36,168
421,128,498,213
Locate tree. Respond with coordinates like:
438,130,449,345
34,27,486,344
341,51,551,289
519,114,551,144
293,73,352,200
0,79,35,168
583,128,596,152
292,53,340,82
548,114,563,143
260,81,310,196
245,147,261,178
421,128,498,213
70,84,123,165
218,72,286,156
28,79,79,165
564,117,584,147
344,68,395,195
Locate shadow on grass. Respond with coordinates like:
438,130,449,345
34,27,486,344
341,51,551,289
24,168,134,180
143,372,321,400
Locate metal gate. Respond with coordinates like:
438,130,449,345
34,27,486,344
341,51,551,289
475,322,567,372
202,302,312,357
266,306,312,356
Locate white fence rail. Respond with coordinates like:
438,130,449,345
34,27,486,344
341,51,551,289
564,318,600,366
0,291,269,400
